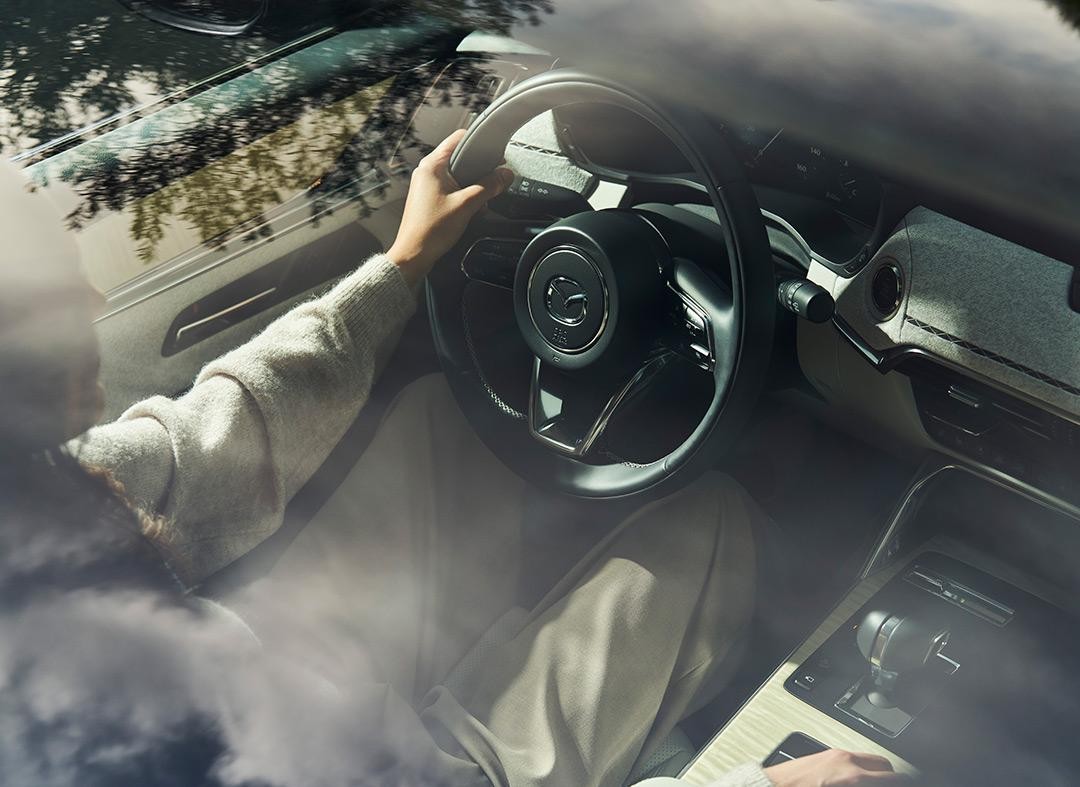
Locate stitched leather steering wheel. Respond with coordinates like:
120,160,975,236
426,69,774,499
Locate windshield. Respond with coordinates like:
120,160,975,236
7,0,1080,283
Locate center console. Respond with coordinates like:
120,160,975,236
682,466,1080,786
785,551,1080,784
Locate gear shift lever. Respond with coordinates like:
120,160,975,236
856,610,957,707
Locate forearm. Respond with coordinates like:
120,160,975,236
185,252,416,500
75,125,510,588
76,254,416,586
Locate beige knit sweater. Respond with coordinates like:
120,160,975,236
74,253,416,587
71,252,774,787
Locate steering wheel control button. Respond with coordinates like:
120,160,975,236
526,249,607,352
683,303,707,334
493,176,592,219
870,261,904,319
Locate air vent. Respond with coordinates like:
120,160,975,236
870,260,904,319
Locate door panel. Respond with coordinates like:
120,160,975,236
93,199,401,418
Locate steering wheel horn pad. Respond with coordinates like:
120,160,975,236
516,210,664,371
526,248,606,354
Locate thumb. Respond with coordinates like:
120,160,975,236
457,167,515,210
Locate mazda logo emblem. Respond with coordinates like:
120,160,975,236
545,276,589,326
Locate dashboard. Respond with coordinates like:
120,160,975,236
553,103,888,269
713,118,1080,513
544,97,1080,513
440,51,1080,515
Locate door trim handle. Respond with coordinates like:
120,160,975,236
174,286,277,341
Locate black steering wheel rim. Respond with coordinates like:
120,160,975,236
427,68,774,499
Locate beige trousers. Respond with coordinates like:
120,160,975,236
235,374,762,787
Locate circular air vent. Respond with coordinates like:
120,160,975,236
870,261,904,319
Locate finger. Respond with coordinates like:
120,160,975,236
422,128,468,168
457,167,515,209
437,127,468,152
857,770,909,782
848,753,895,772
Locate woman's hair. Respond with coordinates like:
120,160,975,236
0,445,181,602
0,447,229,785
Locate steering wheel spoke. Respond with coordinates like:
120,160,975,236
461,236,528,289
528,353,675,457
457,209,555,288
662,257,736,375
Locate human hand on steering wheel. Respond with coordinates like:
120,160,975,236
388,128,515,288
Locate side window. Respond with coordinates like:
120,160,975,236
3,2,441,295
2,3,284,161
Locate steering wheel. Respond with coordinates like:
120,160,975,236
427,69,774,499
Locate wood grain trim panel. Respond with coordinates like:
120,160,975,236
682,557,918,783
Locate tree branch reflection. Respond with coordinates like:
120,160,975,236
8,3,555,288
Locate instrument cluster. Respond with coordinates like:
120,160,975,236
718,122,883,228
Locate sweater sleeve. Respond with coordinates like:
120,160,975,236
73,253,417,587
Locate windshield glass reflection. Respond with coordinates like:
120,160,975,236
7,0,1080,290
3,2,557,291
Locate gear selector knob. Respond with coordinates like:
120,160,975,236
856,611,953,707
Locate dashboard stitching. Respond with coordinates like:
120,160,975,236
905,316,1080,398
507,140,571,158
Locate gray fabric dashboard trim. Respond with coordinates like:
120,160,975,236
832,207,1080,417
904,316,1080,398
504,112,596,193
509,140,571,157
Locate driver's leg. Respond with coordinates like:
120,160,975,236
421,471,761,787
235,372,762,786
233,373,528,705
